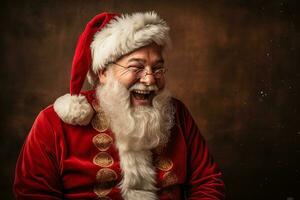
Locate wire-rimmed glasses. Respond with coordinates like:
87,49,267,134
111,62,167,79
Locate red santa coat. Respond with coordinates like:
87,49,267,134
14,91,225,199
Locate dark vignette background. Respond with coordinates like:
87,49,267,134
0,0,299,199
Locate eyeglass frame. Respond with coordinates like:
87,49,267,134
110,61,167,79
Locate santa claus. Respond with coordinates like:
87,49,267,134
14,12,225,200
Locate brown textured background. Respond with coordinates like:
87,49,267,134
1,0,299,199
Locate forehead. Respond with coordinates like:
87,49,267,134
118,43,163,63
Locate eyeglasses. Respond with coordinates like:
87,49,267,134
111,62,167,79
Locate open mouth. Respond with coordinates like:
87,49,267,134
131,90,155,105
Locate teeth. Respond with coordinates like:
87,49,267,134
133,90,151,94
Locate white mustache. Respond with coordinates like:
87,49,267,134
129,83,158,92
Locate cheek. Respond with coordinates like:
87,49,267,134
157,78,166,89
112,68,137,88
118,76,138,89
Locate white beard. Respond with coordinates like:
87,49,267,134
96,69,175,200
96,70,175,152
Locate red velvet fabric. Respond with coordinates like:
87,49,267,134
14,91,225,199
70,12,118,95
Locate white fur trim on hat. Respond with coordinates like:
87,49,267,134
90,11,170,74
53,94,94,125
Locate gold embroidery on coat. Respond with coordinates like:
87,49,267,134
93,152,114,167
95,197,112,200
94,168,118,198
93,185,112,197
162,171,178,187
93,133,113,151
96,168,118,183
91,102,110,132
155,156,173,171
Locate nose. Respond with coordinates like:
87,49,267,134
140,69,156,86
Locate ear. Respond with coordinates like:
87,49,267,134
98,69,107,84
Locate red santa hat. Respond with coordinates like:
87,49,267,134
53,11,170,125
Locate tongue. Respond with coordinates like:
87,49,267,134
134,93,147,100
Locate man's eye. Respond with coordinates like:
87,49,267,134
153,66,164,72
128,66,144,71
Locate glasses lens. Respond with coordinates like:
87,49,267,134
133,68,166,79
154,69,165,78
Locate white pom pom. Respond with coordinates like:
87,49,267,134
53,94,94,125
